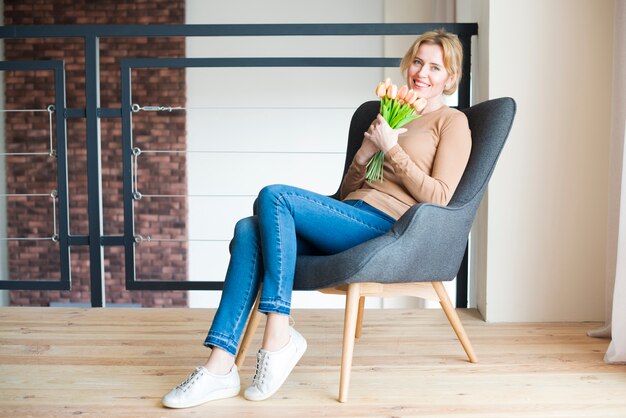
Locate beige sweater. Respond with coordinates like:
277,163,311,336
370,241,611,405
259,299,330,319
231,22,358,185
340,105,471,220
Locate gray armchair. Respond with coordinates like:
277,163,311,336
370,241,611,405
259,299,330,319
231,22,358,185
235,97,517,402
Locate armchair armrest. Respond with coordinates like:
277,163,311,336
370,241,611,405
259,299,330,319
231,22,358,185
383,201,477,280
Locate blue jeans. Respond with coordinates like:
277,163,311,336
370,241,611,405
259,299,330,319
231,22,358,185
204,184,396,355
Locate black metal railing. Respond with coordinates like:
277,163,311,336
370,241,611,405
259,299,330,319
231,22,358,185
0,23,478,307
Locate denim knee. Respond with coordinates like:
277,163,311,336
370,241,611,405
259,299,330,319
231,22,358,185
234,216,258,237
230,216,259,252
257,184,291,212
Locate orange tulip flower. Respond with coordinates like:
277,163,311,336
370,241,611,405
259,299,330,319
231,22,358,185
386,84,398,100
413,97,428,113
404,89,417,105
397,85,408,101
375,82,387,98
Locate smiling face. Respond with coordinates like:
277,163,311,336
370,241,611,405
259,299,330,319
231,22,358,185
406,42,456,113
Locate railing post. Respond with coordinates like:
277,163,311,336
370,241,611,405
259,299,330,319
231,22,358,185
458,33,472,109
84,34,105,307
54,61,72,291
455,33,474,308
120,62,137,291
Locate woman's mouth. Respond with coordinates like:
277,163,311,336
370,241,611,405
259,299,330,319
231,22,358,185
413,79,430,89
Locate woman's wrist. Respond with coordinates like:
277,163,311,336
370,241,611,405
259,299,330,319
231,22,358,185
354,154,369,166
381,144,395,154
380,141,396,154
354,149,373,166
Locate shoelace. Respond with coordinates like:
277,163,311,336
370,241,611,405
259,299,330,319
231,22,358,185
177,367,203,392
251,351,269,386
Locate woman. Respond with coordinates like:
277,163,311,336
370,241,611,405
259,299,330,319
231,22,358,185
162,28,471,408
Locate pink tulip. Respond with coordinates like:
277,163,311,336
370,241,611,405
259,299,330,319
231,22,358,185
397,85,408,101
413,97,428,113
404,89,417,105
375,82,387,98
384,78,392,88
386,84,398,100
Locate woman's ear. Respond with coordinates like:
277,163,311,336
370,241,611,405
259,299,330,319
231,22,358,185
445,73,457,91
445,74,456,90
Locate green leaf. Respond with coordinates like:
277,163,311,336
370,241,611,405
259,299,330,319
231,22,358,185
389,105,409,127
381,104,389,120
396,114,420,128
365,151,385,182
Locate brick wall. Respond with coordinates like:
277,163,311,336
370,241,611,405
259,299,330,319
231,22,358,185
4,0,188,307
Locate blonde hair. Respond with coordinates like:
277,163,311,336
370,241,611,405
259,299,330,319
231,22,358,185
399,29,463,96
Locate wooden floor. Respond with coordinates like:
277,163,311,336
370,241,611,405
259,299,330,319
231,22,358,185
1,307,625,418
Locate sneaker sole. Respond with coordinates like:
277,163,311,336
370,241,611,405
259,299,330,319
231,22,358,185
244,339,307,402
162,385,240,409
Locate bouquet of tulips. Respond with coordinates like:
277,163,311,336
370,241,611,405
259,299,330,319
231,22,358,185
365,79,428,182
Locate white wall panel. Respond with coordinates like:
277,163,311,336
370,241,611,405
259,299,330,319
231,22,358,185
186,0,388,308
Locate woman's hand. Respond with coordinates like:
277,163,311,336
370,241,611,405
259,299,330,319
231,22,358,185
354,127,379,165
354,114,407,166
364,114,407,154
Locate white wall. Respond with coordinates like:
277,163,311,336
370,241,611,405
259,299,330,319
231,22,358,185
185,0,387,309
460,0,613,322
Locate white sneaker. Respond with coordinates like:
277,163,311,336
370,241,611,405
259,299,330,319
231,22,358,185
244,327,307,401
162,365,240,409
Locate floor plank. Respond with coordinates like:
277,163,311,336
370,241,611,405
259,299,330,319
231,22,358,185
0,307,625,417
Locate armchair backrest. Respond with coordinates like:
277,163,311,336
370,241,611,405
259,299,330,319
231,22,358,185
332,100,380,199
450,97,516,207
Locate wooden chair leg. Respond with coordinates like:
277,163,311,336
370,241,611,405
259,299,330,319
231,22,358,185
431,281,478,363
235,291,262,369
339,283,361,403
355,296,365,339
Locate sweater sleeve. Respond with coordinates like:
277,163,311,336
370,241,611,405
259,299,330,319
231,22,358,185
385,111,471,206
339,159,367,200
